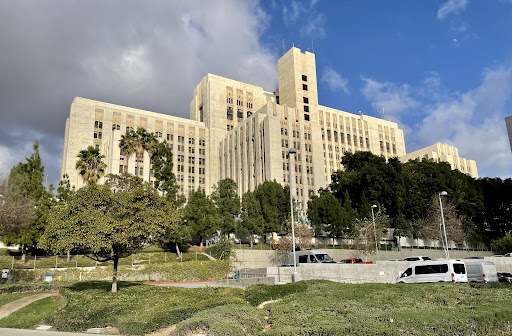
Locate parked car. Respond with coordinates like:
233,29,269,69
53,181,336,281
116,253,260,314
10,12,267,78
397,260,467,283
288,249,336,265
403,256,432,261
498,272,512,282
505,253,512,257
465,261,498,283
339,258,373,264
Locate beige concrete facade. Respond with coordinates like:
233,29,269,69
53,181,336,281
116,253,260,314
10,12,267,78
399,142,478,178
61,97,207,194
506,115,512,153
61,47,426,204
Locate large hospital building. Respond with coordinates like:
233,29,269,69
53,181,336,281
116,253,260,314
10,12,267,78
61,47,477,207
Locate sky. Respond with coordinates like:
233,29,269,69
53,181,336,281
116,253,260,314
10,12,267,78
0,0,511,186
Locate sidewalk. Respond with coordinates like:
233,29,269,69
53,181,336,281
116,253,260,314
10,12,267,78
0,328,110,336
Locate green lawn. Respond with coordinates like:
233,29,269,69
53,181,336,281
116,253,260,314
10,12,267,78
1,281,512,335
0,296,63,329
0,291,46,308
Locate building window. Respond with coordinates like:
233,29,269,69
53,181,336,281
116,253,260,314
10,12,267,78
112,124,120,131
227,106,233,120
155,131,162,138
304,105,309,112
94,121,103,129
303,84,308,91
303,97,309,104
167,134,173,141
94,131,102,139
302,75,307,82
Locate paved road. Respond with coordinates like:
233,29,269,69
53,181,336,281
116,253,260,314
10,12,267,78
0,328,105,336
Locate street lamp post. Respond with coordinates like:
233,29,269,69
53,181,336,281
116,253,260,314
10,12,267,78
439,191,450,260
371,205,380,261
288,148,297,280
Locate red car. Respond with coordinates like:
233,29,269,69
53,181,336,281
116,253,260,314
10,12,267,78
339,258,373,264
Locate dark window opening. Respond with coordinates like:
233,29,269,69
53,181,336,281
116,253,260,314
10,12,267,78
302,75,307,82
303,84,308,91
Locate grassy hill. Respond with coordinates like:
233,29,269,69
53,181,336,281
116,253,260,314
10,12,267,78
1,280,512,335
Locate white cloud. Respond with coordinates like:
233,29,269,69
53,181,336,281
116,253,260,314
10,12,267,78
0,0,277,186
360,76,418,120
321,67,349,94
417,66,512,177
281,0,326,38
437,0,468,20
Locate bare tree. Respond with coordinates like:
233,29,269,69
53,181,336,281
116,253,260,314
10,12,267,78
421,195,465,245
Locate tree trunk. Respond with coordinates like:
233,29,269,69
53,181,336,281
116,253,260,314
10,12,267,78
67,250,71,262
250,233,254,249
176,242,181,259
112,256,119,293
199,235,203,248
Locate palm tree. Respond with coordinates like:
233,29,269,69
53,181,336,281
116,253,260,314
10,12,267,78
119,127,158,177
76,146,107,183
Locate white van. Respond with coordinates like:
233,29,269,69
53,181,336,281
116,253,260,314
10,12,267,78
465,261,498,283
288,249,336,265
397,260,468,283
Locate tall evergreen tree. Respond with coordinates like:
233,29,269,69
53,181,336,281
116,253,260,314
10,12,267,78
212,178,240,239
151,141,182,205
240,190,264,248
184,188,220,248
2,141,49,259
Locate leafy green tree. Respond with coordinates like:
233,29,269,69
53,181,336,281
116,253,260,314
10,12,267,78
330,152,405,220
119,127,158,175
56,174,75,203
151,141,183,205
184,188,220,248
240,190,264,248
212,178,240,239
40,174,182,293
491,232,512,254
307,191,349,245
75,146,106,183
475,178,512,243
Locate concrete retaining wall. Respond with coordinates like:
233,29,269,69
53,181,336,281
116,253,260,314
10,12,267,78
232,248,495,269
239,257,512,284
216,277,275,288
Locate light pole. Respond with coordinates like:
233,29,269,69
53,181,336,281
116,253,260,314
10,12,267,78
439,191,450,260
371,205,380,261
288,148,297,280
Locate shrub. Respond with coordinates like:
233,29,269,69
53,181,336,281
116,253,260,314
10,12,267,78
204,240,232,260
245,281,309,306
172,304,266,336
